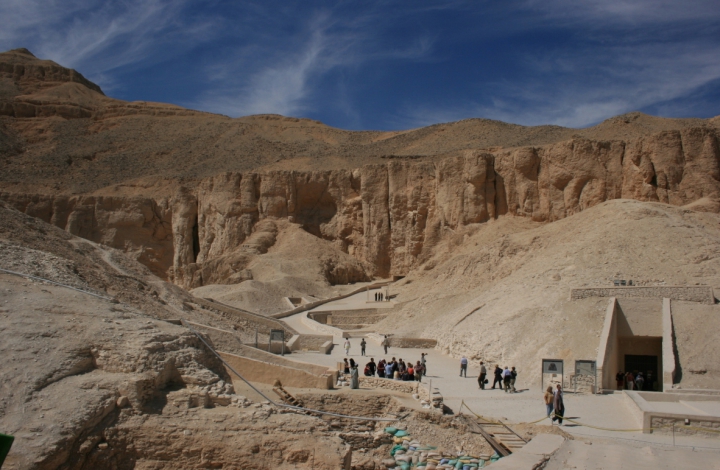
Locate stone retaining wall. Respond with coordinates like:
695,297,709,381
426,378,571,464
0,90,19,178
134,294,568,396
194,297,298,335
367,334,438,349
219,350,336,390
357,377,434,405
272,281,392,319
287,334,334,354
571,286,715,304
650,416,720,435
330,311,388,326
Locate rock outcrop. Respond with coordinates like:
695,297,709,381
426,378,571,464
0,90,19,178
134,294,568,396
2,48,720,289
3,127,720,286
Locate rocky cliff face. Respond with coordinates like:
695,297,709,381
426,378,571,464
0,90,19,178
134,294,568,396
4,127,719,288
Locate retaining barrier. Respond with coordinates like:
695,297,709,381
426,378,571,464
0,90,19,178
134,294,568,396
571,286,715,304
271,281,393,319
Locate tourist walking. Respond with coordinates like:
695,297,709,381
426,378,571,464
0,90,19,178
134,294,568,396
510,367,517,392
552,385,565,424
344,339,351,356
544,386,554,418
460,356,468,377
492,365,503,389
360,338,367,356
382,336,390,354
502,366,512,392
350,365,359,389
478,361,487,389
421,353,427,375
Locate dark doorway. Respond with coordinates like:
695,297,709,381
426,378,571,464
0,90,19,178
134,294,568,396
625,355,659,391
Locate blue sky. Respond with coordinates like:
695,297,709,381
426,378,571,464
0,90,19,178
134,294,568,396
2,1,719,130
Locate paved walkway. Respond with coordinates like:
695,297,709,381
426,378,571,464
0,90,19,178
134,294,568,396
281,295,720,451
309,287,397,312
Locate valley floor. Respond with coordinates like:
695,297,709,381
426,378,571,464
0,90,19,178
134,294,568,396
279,290,720,467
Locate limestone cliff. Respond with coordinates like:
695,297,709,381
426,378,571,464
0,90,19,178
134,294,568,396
3,127,719,289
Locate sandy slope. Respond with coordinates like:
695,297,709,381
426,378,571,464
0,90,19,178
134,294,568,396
378,199,720,383
190,219,373,314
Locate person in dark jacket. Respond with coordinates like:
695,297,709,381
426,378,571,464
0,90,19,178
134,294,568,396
478,362,487,389
492,365,503,389
552,385,565,424
366,358,376,376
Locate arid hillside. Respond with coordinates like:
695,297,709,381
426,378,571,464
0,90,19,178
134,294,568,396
2,46,720,311
3,48,720,294
378,198,720,384
0,201,358,470
1,47,718,196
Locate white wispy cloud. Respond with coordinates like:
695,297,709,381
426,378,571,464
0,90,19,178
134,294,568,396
190,8,436,118
393,1,720,129
0,0,214,91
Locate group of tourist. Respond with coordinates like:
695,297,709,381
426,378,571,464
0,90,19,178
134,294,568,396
341,338,572,426
470,360,519,393
342,353,429,382
615,370,655,391
374,292,389,302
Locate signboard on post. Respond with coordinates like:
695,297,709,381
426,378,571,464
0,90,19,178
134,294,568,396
574,360,597,393
269,329,285,356
541,359,564,390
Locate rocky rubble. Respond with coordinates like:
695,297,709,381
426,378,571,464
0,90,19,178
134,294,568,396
0,202,361,469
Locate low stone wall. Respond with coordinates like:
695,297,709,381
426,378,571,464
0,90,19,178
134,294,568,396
272,281,393,319
308,312,331,324
650,416,720,435
359,376,420,394
624,390,720,434
219,350,336,390
330,311,388,326
247,342,290,354
357,376,433,404
367,334,437,349
390,337,437,348
571,286,714,304
194,297,298,335
287,334,334,354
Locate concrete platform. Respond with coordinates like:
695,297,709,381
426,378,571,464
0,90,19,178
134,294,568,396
489,434,565,469
625,390,720,433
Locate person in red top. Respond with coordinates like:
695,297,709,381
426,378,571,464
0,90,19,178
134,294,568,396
625,371,635,390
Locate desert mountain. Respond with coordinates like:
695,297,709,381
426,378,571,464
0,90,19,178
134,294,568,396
3,48,720,303
379,198,720,386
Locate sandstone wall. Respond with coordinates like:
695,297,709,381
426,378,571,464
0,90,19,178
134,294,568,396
3,128,720,289
219,351,335,389
571,286,715,304
0,192,173,278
